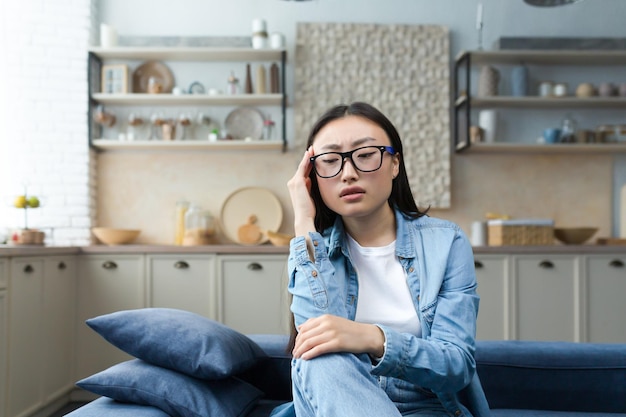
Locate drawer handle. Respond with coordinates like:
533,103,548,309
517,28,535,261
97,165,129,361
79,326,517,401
539,260,554,269
474,261,484,269
24,264,34,273
174,261,189,269
102,261,118,270
609,259,624,268
247,262,263,271
58,261,66,270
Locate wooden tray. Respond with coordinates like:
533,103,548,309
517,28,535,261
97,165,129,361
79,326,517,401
596,237,626,245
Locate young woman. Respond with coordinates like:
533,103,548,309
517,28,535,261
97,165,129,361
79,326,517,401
275,102,489,417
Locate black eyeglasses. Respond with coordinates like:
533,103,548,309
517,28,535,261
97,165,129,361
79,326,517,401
310,145,395,178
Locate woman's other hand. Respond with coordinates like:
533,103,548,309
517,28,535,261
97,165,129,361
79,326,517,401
293,314,385,360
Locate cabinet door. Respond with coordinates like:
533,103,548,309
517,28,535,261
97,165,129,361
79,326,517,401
513,255,580,342
8,258,44,417
147,254,217,319
76,255,144,380
0,289,7,417
0,258,7,289
586,254,626,343
42,256,76,402
474,255,509,340
218,255,289,335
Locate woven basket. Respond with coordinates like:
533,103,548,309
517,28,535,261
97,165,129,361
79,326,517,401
488,223,553,246
17,229,45,245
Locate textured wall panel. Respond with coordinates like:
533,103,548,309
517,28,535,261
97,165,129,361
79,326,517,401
294,23,450,208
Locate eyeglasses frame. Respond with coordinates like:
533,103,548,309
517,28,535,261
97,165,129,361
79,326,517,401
309,145,396,178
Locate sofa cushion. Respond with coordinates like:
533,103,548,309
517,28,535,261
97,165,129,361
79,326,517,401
87,308,267,379
76,359,263,417
476,341,626,414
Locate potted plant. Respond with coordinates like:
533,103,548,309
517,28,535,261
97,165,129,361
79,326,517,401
13,191,45,245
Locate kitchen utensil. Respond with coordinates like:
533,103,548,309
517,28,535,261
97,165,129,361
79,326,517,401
267,230,293,246
553,227,598,245
224,107,265,140
92,228,140,245
237,214,263,245
220,187,283,244
132,61,174,93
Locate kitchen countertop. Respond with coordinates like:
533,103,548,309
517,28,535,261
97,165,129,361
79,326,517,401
0,243,624,257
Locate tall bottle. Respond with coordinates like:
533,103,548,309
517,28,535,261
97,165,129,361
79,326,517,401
174,200,189,245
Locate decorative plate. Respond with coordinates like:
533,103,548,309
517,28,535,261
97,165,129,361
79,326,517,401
132,61,175,93
220,187,283,245
224,107,265,140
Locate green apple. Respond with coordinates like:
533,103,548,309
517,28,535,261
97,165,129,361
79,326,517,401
27,196,40,208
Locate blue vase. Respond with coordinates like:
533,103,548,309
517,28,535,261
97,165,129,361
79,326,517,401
511,65,528,97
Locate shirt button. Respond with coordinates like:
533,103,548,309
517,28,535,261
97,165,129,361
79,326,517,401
455,410,462,416
311,270,318,277
313,240,318,246
408,267,414,273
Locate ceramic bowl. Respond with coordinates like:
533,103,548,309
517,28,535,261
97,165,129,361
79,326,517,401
554,227,598,245
267,231,293,247
92,227,140,245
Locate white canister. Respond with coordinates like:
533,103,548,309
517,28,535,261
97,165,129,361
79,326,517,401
553,83,568,97
538,81,554,97
252,18,268,49
478,109,498,143
471,221,488,246
270,32,285,49
100,23,118,48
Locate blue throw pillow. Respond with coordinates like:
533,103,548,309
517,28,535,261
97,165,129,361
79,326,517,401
77,359,263,417
86,308,266,379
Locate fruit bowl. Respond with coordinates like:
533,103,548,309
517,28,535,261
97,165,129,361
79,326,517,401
267,230,293,247
92,228,141,245
554,227,598,245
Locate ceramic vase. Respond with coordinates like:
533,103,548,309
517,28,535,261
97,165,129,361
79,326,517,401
478,109,497,143
511,65,528,97
477,65,500,96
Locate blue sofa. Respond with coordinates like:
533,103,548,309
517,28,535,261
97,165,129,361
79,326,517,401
68,334,626,417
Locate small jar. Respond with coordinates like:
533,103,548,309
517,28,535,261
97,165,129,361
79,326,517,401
183,205,217,246
226,71,240,95
553,82,568,97
538,81,554,97
252,18,268,49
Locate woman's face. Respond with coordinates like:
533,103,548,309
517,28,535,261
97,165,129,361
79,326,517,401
311,115,399,220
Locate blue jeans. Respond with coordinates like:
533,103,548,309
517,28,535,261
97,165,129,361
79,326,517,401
290,353,453,417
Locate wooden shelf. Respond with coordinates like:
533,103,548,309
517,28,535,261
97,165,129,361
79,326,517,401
456,142,626,154
88,47,285,61
456,50,626,66
468,96,626,109
91,93,284,106
91,139,285,151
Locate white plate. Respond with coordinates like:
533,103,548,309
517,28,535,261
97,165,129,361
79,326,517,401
220,187,283,245
224,107,265,140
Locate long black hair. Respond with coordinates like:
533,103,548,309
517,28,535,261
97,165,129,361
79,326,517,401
306,101,428,232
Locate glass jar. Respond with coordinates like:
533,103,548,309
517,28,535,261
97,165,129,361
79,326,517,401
227,71,240,95
174,200,189,245
183,205,217,246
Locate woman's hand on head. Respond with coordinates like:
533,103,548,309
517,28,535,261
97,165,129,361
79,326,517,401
293,314,385,360
287,146,316,236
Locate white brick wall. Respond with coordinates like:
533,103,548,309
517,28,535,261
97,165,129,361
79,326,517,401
0,0,95,246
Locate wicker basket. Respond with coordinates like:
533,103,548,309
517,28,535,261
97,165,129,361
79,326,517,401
17,229,45,245
487,219,554,246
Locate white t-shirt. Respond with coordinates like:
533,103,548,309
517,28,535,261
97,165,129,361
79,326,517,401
347,234,422,337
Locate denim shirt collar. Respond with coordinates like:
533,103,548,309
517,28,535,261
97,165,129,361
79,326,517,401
323,206,418,259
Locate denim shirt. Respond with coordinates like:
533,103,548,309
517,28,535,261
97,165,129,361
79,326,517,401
286,208,491,417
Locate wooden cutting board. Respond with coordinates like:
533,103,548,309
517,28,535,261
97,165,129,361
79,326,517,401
596,237,626,245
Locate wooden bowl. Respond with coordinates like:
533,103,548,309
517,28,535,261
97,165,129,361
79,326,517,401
267,230,293,247
554,227,598,245
92,228,140,245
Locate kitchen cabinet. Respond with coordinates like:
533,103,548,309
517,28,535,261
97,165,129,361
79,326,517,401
217,254,289,335
454,50,626,153
88,47,287,151
7,255,77,417
513,255,580,342
0,289,7,417
75,254,145,380
585,254,626,343
146,254,217,319
0,257,7,289
473,254,510,340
